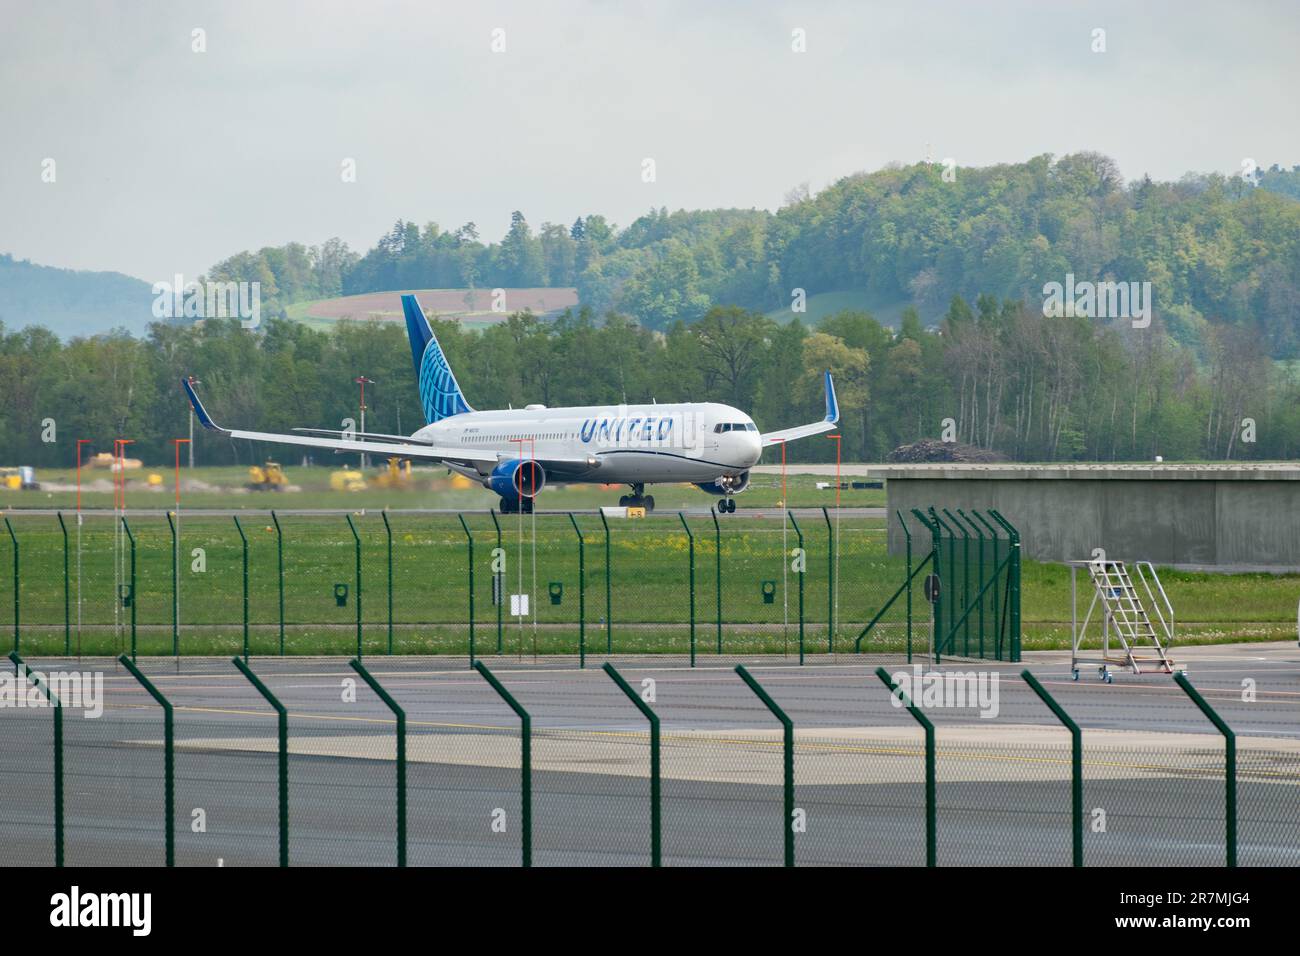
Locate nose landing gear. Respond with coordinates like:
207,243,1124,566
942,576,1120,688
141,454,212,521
717,497,736,514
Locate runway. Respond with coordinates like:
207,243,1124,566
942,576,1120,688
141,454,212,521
2,643,1297,866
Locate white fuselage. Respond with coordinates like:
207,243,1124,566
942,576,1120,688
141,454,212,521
413,401,762,485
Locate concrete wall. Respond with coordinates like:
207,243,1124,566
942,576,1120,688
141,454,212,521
877,464,1300,571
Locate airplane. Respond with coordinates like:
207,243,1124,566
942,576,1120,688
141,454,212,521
181,293,838,514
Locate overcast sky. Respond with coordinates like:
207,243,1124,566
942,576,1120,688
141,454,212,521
1,0,1297,283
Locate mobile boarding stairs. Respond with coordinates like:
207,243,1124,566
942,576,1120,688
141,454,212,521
1068,559,1176,683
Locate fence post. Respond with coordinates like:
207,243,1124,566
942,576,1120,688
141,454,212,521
569,514,586,668
875,665,935,867
10,651,61,866
166,511,179,656
897,511,913,662
490,509,503,654
1020,669,1082,867
788,512,806,666
232,656,288,866
930,508,958,661
989,510,1021,661
4,519,16,665
909,509,941,664
270,511,285,656
381,511,394,655
57,513,70,656
942,508,971,655
474,661,530,866
122,517,137,662
119,654,175,866
232,516,250,660
350,658,406,866
603,663,660,866
600,509,612,654
679,513,695,667
735,665,793,866
345,514,362,658
458,514,475,666
711,507,722,654
973,511,1001,657
821,506,834,653
1175,672,1236,867
957,510,985,657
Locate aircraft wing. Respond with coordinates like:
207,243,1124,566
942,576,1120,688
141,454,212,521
761,370,840,445
181,379,601,476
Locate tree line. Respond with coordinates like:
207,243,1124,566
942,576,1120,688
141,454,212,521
3,295,1299,469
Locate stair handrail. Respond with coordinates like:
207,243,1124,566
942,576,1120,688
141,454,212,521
1134,560,1174,644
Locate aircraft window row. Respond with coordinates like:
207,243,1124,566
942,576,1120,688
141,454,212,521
464,433,574,442
713,422,758,433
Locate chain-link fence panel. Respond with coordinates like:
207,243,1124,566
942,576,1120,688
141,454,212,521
144,656,285,866
0,661,58,866
57,657,165,865
259,658,398,865
593,513,697,656
1237,738,1300,866
1080,729,1226,866
2,517,65,657
276,515,361,656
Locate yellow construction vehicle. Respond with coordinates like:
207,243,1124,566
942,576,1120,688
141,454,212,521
372,457,413,489
246,461,288,491
1,467,40,491
329,469,367,492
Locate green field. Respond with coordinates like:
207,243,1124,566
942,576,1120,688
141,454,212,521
764,289,930,328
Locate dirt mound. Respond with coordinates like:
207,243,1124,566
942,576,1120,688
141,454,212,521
886,439,1007,463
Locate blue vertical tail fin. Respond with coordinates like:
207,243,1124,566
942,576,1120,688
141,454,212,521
401,294,474,423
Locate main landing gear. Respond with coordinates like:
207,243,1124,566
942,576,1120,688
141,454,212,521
716,497,737,514
499,496,534,515
618,484,656,512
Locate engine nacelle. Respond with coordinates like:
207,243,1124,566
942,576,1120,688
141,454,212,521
488,459,546,502
694,471,750,496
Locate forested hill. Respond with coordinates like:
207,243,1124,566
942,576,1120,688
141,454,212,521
197,154,1300,356
4,155,1298,352
0,254,155,338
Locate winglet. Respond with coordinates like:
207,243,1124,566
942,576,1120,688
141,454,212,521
181,377,225,433
824,370,839,424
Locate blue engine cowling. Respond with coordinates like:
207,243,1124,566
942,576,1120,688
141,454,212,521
694,471,750,496
489,459,547,502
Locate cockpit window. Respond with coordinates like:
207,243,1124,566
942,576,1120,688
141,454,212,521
714,422,758,433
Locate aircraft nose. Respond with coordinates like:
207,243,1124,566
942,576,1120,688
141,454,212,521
744,430,762,465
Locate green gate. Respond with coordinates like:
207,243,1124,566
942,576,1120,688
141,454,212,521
855,507,1020,662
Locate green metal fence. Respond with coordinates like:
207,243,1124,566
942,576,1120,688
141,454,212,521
0,509,912,663
2,656,1288,867
855,507,1021,662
